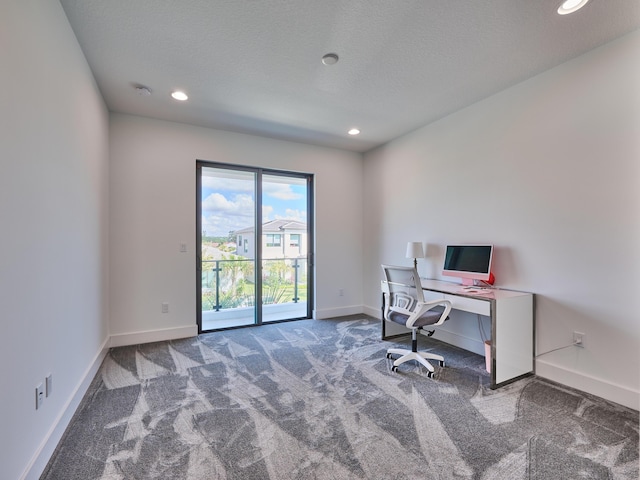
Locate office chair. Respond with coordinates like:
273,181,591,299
381,264,452,377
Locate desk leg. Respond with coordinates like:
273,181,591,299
381,291,386,340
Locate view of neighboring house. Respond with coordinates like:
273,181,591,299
234,219,307,260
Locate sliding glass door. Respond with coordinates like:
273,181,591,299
197,161,313,332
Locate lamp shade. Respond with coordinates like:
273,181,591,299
406,241,424,259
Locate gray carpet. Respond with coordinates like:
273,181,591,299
42,316,639,479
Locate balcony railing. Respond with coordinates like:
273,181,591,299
201,257,308,312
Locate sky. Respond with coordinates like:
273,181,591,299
201,171,307,238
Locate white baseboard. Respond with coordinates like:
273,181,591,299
22,337,110,480
110,325,198,348
363,305,380,318
536,359,639,411
315,305,363,320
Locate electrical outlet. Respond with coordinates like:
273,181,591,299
161,302,169,313
338,289,344,297
573,331,585,348
35,383,44,410
46,374,53,397
179,243,187,253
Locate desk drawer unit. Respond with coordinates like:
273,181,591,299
443,294,490,316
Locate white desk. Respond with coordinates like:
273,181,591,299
382,279,534,389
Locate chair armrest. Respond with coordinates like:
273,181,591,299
418,299,451,308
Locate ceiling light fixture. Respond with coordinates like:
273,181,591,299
322,53,339,66
557,0,590,15
348,128,360,136
171,90,188,101
135,85,152,96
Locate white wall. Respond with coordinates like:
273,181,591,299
363,31,640,410
109,114,363,344
0,1,110,479
1,5,635,478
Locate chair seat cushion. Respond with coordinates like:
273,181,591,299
388,307,446,328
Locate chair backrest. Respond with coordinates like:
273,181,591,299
382,264,451,329
381,264,425,304
381,265,426,326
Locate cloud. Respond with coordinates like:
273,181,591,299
262,205,274,221
201,213,252,238
275,209,307,222
201,192,255,236
263,183,303,201
202,193,254,216
202,175,254,193
200,182,306,236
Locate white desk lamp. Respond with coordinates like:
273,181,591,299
406,241,424,270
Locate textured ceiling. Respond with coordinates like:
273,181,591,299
59,0,640,153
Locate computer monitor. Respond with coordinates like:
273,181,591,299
442,244,494,286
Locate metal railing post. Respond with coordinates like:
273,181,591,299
293,258,300,303
213,260,221,311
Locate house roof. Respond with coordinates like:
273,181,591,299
234,219,307,235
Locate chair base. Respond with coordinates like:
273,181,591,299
387,348,445,373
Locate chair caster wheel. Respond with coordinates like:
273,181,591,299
386,353,393,359
439,360,445,367
391,366,398,372
427,371,434,378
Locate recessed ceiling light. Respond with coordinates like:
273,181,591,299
322,53,339,66
348,128,360,136
171,90,188,101
557,0,590,15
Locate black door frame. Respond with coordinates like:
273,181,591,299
196,160,314,333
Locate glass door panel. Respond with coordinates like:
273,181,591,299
261,174,310,323
199,166,257,330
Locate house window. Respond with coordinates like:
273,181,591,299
266,234,281,247
289,234,300,248
244,239,248,253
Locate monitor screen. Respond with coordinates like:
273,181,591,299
442,245,493,284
